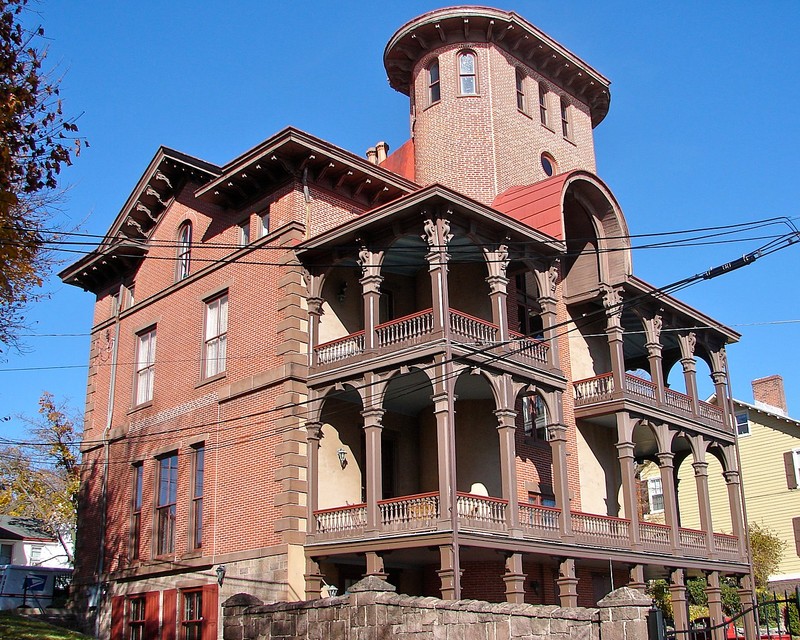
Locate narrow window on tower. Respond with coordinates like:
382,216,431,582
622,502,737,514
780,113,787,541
428,58,441,105
515,69,526,112
560,97,572,139
177,221,192,280
190,444,204,550
130,462,143,560
156,453,178,555
538,83,549,127
203,293,228,378
458,51,477,95
134,327,156,405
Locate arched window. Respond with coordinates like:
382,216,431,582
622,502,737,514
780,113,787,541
522,393,549,440
560,97,571,139
538,83,549,126
458,51,477,95
515,69,526,112
177,222,192,280
428,58,441,105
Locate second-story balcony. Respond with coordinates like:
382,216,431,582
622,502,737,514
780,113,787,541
573,372,730,433
313,308,550,373
310,491,742,564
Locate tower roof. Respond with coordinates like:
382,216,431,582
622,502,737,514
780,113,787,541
384,6,611,126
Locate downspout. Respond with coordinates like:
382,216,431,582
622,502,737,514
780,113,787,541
97,284,123,620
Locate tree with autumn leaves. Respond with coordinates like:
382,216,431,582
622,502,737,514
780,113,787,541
0,0,84,351
0,392,80,565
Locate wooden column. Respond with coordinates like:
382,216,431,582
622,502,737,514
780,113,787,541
362,408,385,532
305,421,323,535
422,217,453,334
549,422,573,539
484,244,510,343
433,390,455,529
557,558,578,607
616,440,641,548
437,544,462,600
304,556,324,600
679,330,700,415
692,459,716,557
706,571,725,640
503,552,526,604
357,247,384,350
669,568,689,638
736,574,758,640
603,287,626,396
364,551,388,580
658,452,681,553
723,469,747,555
306,297,324,366
495,407,520,533
644,313,665,404
628,564,646,592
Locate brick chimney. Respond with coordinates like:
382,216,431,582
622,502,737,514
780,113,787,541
751,375,787,415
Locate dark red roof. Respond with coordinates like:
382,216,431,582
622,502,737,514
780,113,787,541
380,138,415,182
492,173,574,240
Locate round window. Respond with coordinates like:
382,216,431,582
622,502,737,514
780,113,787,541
541,153,557,177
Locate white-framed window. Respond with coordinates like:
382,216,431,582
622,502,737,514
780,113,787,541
135,328,156,404
259,208,270,238
458,50,477,95
791,449,800,488
428,58,441,105
647,477,664,513
29,545,42,563
177,222,192,280
735,412,750,436
156,453,178,555
515,68,526,112
538,83,549,127
560,97,572,139
239,219,251,246
204,294,228,378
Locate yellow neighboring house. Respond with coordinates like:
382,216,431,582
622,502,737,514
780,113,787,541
678,375,800,591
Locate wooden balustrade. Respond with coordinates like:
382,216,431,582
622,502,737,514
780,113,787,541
518,504,561,539
508,331,549,364
574,373,615,405
377,310,434,347
698,400,725,426
625,373,658,401
679,527,709,554
315,332,365,364
639,521,672,551
378,492,439,532
449,310,498,343
314,503,367,540
456,493,507,531
572,511,630,543
665,388,693,414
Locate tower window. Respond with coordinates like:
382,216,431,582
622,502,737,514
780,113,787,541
458,51,477,95
177,222,192,280
515,69,526,112
541,153,557,177
428,59,441,105
560,98,572,139
538,84,549,127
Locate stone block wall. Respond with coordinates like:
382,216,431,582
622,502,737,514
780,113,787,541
222,576,652,640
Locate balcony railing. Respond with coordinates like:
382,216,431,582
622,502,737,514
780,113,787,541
573,372,729,430
311,492,742,565
313,308,551,370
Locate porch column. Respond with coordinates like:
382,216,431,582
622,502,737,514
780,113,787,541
705,571,725,640
710,346,733,429
433,391,455,529
437,544,462,600
627,564,646,592
484,244,510,343
495,408,520,534
364,551,388,580
692,459,716,557
603,287,626,395
422,217,453,333
357,247,384,351
643,313,665,404
557,558,578,607
536,260,560,368
669,568,689,638
736,574,758,640
549,422,574,539
678,331,700,415
615,411,640,549
304,556,324,600
657,452,681,553
307,297,324,366
362,408,385,532
305,421,323,535
723,469,747,555
503,552,526,604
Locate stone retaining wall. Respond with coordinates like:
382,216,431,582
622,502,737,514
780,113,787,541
221,576,652,640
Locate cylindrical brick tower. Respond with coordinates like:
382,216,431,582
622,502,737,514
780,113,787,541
384,6,611,205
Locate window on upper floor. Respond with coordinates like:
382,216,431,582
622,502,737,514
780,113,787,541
182,589,203,640
458,51,477,95
428,58,441,105
0,543,11,564
130,462,143,560
647,477,664,513
541,152,557,178
203,294,228,378
156,453,178,555
785,448,800,490
259,207,270,238
239,218,251,246
538,83,549,127
528,490,556,508
29,545,42,563
735,412,750,436
522,394,548,441
515,69,526,112
177,222,192,280
190,444,204,550
560,97,572,139
514,272,543,338
135,328,156,405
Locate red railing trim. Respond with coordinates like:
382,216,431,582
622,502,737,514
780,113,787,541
456,492,508,504
375,308,434,330
377,491,439,505
639,520,671,530
518,503,560,512
449,309,499,328
665,388,691,400
313,502,366,515
316,331,365,350
573,372,614,384
572,511,629,523
625,373,657,389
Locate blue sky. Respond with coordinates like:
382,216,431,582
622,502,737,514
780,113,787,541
2,1,799,438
